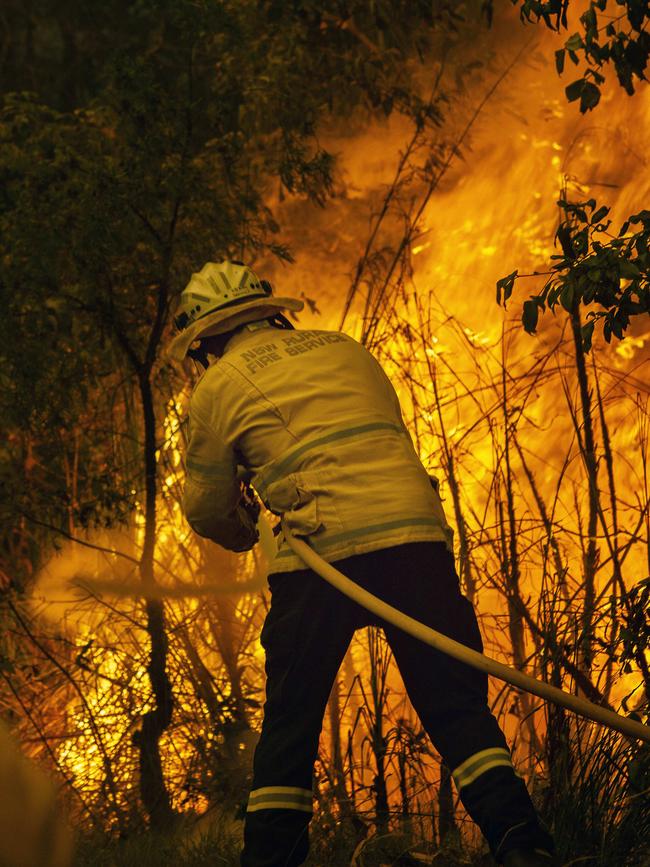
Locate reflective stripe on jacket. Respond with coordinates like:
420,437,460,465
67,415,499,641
183,324,453,572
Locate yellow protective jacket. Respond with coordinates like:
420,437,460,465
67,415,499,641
183,323,453,573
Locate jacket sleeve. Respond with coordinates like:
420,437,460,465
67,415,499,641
182,402,259,552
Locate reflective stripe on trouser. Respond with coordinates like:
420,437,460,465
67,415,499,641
449,747,552,859
241,543,554,867
247,787,313,814
452,747,515,789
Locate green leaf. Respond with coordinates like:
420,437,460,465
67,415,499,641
565,33,584,51
580,81,601,112
619,259,641,278
630,209,650,227
603,319,612,342
581,319,596,352
522,299,539,333
628,0,647,31
591,205,609,224
582,6,597,33
556,224,575,259
555,49,566,74
565,78,585,102
496,270,518,306
548,285,562,308
560,281,576,311
564,79,602,112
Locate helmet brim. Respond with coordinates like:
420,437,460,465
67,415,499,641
165,296,304,362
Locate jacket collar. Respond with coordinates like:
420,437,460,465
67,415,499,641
220,320,278,356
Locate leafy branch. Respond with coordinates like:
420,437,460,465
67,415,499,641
515,0,650,112
497,198,650,350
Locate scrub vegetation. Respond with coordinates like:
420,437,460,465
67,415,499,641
1,2,648,866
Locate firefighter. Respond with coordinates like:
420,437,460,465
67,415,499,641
168,261,557,867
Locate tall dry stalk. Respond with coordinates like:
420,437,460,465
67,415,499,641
567,307,600,675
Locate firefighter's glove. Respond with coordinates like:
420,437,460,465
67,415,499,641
230,503,260,552
225,482,260,552
241,481,262,524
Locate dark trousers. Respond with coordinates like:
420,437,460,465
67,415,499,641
241,542,553,866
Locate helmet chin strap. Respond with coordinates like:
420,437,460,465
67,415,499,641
267,313,294,330
187,345,210,369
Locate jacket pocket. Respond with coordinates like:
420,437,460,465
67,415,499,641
266,473,323,537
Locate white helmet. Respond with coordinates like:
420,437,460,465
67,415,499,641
167,260,303,361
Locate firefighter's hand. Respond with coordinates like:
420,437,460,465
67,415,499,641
229,498,260,552
230,525,260,553
240,481,262,524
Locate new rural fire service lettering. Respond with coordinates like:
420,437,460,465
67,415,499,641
241,331,346,374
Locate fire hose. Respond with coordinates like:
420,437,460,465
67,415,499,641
67,499,649,745
281,522,650,746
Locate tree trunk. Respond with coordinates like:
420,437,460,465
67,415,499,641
134,373,174,828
